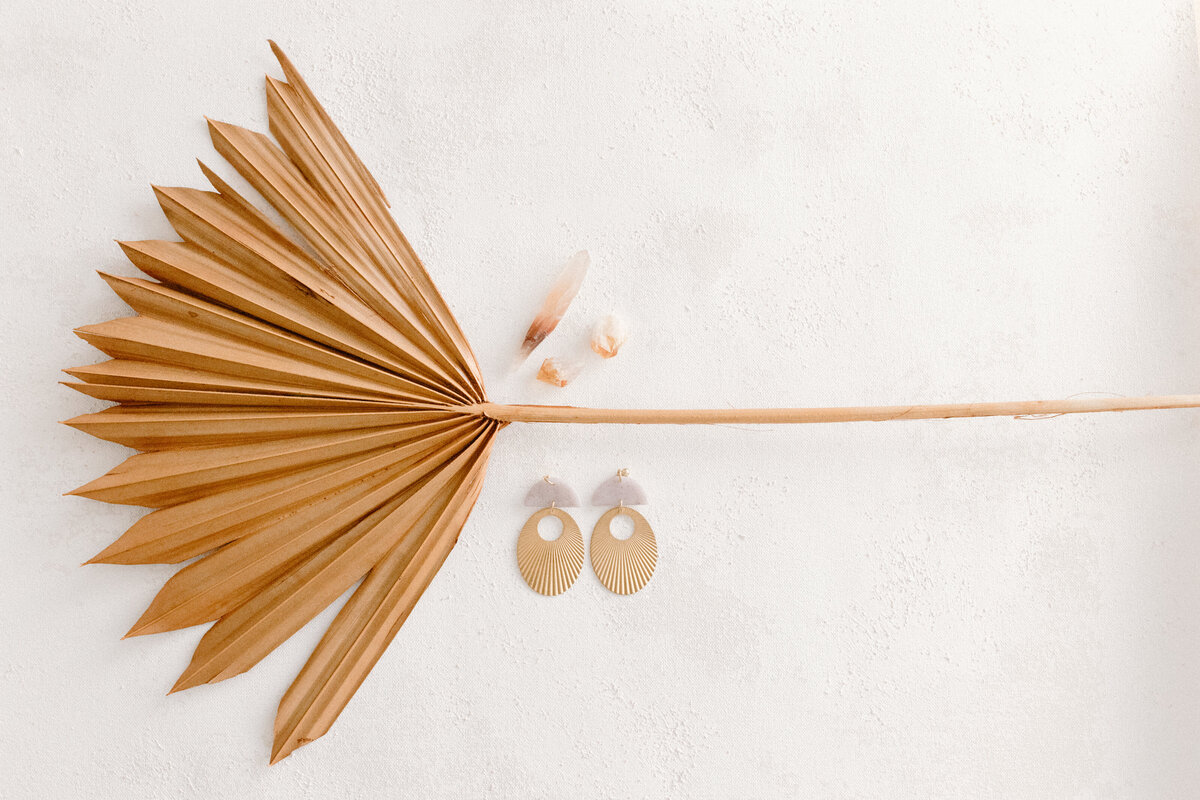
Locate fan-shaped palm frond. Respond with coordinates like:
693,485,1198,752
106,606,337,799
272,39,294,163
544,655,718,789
67,42,500,763
67,42,1200,764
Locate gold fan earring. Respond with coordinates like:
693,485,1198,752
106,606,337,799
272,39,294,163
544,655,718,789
517,476,585,596
590,469,657,595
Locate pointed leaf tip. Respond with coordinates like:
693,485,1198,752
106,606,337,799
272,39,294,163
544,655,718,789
123,624,148,639
168,672,198,695
270,734,309,765
84,541,125,565
124,602,171,638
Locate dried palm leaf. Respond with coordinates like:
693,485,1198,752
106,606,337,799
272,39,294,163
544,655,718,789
66,42,1200,764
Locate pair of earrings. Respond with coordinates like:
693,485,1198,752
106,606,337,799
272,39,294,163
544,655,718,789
517,470,657,596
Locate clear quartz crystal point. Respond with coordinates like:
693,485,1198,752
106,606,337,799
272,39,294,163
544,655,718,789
517,250,590,361
536,356,583,387
590,313,628,359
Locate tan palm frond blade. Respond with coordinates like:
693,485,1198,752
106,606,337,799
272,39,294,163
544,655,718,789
65,405,458,450
67,42,498,764
81,422,455,565
126,421,482,637
272,423,496,763
171,424,496,695
264,40,485,402
149,181,468,402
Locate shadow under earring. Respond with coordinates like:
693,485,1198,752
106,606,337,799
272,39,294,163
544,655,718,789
517,477,584,596
590,470,657,595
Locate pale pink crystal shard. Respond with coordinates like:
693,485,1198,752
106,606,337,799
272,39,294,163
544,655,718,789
517,250,590,361
536,357,582,387
591,473,648,506
590,313,628,358
523,478,580,508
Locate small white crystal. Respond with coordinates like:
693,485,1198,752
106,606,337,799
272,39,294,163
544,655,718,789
590,313,628,359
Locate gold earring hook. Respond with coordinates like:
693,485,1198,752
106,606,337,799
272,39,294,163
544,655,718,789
538,475,557,509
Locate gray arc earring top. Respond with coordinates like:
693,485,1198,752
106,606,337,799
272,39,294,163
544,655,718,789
523,476,580,508
591,470,647,506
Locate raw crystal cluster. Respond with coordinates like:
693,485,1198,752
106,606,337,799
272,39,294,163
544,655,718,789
536,357,583,387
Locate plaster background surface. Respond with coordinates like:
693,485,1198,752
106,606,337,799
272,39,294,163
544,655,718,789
4,1,1200,796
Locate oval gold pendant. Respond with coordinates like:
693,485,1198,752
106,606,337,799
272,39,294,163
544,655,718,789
590,507,657,595
517,507,585,596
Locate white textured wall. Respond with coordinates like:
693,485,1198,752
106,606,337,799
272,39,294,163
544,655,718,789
4,1,1200,796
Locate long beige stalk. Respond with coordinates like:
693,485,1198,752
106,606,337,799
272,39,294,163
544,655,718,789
477,395,1200,425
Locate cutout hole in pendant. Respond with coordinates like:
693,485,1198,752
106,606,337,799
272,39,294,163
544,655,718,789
609,512,635,540
537,513,564,541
